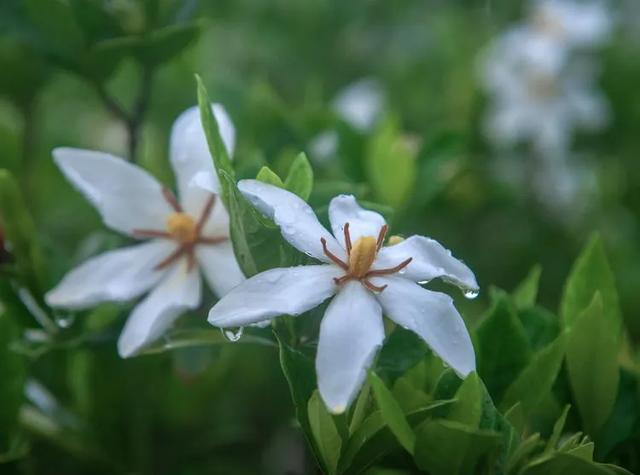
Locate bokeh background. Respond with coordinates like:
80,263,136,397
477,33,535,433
1,0,639,473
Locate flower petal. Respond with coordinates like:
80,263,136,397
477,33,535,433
328,194,387,247
316,281,385,413
196,241,245,296
238,180,345,263
373,276,476,377
45,240,174,309
53,148,172,235
118,262,201,357
170,103,235,214
374,235,478,292
208,265,340,327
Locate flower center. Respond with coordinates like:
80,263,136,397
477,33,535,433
166,212,197,244
320,223,412,293
132,188,228,272
348,236,378,278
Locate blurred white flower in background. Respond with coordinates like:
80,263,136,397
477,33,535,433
479,0,614,218
332,78,385,132
308,78,385,164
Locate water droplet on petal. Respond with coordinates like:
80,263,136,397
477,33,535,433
221,327,244,342
463,288,479,300
55,314,75,329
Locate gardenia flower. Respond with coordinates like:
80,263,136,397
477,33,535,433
482,57,608,152
46,104,245,357
207,181,478,413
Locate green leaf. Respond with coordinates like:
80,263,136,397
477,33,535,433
0,312,26,452
196,76,235,207
24,0,85,59
518,305,561,351
308,391,342,475
366,116,416,209
448,372,483,428
368,372,415,454
521,452,623,475
476,291,532,400
275,332,324,469
134,22,202,66
0,169,46,292
560,234,621,332
505,433,544,474
546,405,571,453
513,265,542,310
284,152,314,200
595,369,639,458
339,400,455,475
256,166,285,188
220,171,300,276
500,334,566,415
414,419,501,475
566,292,620,435
375,327,428,382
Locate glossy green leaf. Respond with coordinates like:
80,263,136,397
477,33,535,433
560,234,621,332
284,152,314,200
368,371,415,454
476,291,532,400
521,452,623,475
500,334,566,414
518,305,561,351
448,372,483,428
308,391,342,475
546,405,571,453
513,265,542,310
414,419,501,475
196,76,235,207
339,400,455,475
256,166,285,188
566,293,620,435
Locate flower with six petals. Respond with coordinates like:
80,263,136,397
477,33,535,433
46,104,245,357
207,180,478,413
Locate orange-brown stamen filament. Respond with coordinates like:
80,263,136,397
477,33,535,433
321,222,412,293
134,192,227,272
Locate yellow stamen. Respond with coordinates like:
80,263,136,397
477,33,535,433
348,236,378,278
387,235,405,246
166,213,197,244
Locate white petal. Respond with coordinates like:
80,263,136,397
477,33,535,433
328,194,386,247
316,281,385,413
237,180,345,263
373,276,475,377
332,78,384,132
53,148,172,236
196,241,245,296
45,240,174,309
374,235,478,292
118,262,202,357
208,265,340,327
170,103,235,214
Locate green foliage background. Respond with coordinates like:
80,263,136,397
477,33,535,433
1,0,639,473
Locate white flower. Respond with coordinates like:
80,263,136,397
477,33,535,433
482,57,608,152
531,0,612,50
332,78,385,132
207,181,478,413
45,104,245,357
